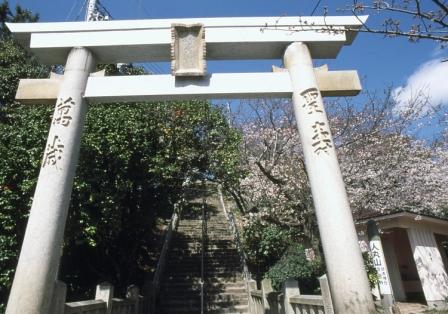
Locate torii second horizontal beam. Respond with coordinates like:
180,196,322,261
16,70,361,104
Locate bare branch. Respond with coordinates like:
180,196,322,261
432,0,448,15
348,25,448,41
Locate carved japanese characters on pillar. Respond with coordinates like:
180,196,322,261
299,87,333,155
42,135,64,169
311,121,333,154
41,96,77,169
300,88,322,114
53,96,75,126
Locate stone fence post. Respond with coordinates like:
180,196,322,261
319,274,334,314
50,281,67,314
247,279,257,314
282,279,300,314
261,278,276,314
95,282,114,314
126,285,140,314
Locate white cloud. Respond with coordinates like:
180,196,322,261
393,58,448,113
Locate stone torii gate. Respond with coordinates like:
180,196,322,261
6,16,375,314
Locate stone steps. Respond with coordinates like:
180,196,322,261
164,266,242,273
173,236,235,242
167,260,241,266
169,245,238,251
157,190,248,314
163,281,245,288
163,277,245,285
162,286,246,295
208,304,249,313
166,259,242,267
171,238,236,243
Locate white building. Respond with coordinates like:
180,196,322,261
357,211,448,310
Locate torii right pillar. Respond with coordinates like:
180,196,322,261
284,42,376,313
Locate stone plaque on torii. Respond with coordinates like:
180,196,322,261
6,16,375,314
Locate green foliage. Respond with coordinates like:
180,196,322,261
242,219,294,278
0,104,52,311
363,252,379,289
0,2,48,309
0,39,45,107
265,244,324,292
0,0,38,37
0,1,44,116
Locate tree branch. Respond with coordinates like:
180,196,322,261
432,0,448,15
347,25,448,42
255,161,285,185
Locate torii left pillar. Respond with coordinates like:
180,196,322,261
6,47,95,314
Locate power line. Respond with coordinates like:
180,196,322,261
151,62,166,74
127,0,167,74
143,64,154,74
75,0,88,21
148,63,164,74
79,0,166,74
65,0,82,21
132,0,152,18
97,0,113,19
310,0,323,16
138,63,159,75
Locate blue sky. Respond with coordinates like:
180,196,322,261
7,0,448,112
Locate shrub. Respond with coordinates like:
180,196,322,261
363,252,379,288
265,244,324,293
242,220,293,277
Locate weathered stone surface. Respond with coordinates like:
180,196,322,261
171,23,206,76
6,47,95,314
284,42,375,314
16,69,361,104
6,16,368,64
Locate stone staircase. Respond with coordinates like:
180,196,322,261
157,188,249,313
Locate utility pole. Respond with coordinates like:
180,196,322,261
86,0,109,22
226,102,231,126
86,0,97,21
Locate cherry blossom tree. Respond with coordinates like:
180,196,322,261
265,1,448,45
342,0,448,44
233,90,448,249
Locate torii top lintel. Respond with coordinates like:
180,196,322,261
6,15,367,64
